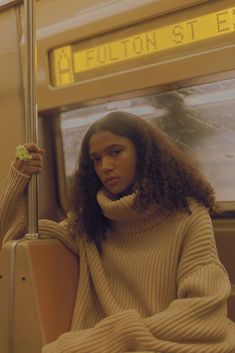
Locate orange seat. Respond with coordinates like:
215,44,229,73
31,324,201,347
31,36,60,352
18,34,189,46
0,239,78,353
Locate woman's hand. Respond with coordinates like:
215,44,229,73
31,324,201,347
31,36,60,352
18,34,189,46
14,143,45,176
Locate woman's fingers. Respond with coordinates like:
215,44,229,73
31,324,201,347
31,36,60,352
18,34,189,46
15,162,43,176
14,159,43,176
23,143,45,155
14,143,45,176
30,152,43,161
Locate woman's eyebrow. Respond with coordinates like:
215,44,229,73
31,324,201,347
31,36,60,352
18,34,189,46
89,144,123,157
106,144,123,149
89,152,99,159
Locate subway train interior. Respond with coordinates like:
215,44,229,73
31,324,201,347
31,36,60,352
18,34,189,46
0,0,235,352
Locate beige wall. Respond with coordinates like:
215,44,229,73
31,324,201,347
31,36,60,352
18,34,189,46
0,7,24,189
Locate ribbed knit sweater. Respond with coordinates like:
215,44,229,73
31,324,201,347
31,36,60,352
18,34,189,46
0,166,235,353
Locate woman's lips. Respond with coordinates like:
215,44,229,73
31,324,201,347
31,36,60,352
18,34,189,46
104,176,120,185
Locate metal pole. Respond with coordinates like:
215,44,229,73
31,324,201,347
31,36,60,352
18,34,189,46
24,0,39,239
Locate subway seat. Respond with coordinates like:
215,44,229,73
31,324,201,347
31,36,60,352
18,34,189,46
0,238,78,353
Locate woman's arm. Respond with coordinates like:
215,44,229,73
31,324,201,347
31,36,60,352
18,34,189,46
0,144,43,248
42,264,234,353
0,144,77,254
0,164,29,247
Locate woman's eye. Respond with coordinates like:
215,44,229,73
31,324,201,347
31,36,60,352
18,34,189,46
91,157,101,164
111,149,121,156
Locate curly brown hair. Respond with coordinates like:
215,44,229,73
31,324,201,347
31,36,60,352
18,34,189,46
69,111,216,249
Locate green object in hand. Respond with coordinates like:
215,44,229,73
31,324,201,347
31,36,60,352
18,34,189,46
15,145,32,160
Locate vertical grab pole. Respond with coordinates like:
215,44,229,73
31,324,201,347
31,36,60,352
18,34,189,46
24,0,39,240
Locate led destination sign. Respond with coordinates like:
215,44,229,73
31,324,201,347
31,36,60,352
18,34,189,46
50,6,235,87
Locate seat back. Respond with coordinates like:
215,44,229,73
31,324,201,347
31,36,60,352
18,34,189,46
0,239,78,353
214,218,235,322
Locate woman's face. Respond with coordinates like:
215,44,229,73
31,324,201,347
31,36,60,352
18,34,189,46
89,130,137,196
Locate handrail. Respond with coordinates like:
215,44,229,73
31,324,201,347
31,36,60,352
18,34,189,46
24,0,39,240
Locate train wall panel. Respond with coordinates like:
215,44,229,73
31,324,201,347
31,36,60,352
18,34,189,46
0,7,24,188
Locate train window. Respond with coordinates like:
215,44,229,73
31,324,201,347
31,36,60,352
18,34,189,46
0,0,15,5
58,77,235,211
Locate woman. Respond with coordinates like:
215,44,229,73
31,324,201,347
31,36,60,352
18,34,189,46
0,111,235,353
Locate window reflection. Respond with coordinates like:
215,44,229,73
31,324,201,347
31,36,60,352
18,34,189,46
60,78,235,203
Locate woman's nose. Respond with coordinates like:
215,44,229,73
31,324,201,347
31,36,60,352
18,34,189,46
101,156,114,172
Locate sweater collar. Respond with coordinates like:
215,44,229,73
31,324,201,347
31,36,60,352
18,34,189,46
96,188,168,234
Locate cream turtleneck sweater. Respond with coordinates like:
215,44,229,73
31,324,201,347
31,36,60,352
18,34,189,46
0,166,235,353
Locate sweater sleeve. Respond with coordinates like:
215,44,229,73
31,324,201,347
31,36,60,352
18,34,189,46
0,164,29,248
42,206,235,353
0,165,77,254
